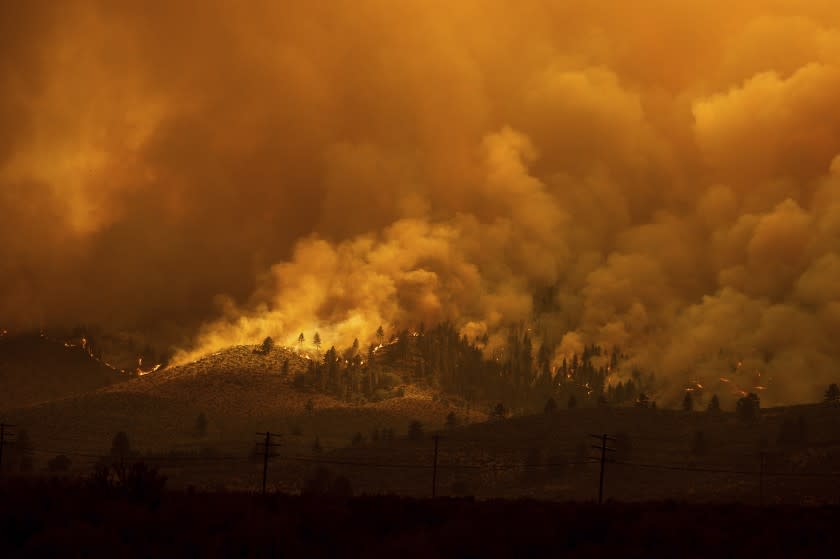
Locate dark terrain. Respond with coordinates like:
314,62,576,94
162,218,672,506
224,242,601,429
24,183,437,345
1,480,838,558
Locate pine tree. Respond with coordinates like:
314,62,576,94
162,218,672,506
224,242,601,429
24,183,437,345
260,336,274,354
492,402,507,420
707,394,721,413
736,393,760,422
313,332,322,352
683,391,694,412
824,383,840,406
297,332,305,350
445,411,458,429
376,325,384,345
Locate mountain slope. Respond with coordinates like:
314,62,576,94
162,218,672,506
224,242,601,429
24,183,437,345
0,333,129,411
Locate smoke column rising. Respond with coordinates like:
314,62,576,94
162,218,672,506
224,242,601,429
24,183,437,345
2,1,840,403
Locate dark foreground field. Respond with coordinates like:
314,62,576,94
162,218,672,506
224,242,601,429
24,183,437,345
1,479,838,558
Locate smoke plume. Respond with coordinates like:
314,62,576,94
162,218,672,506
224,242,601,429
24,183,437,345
3,1,840,404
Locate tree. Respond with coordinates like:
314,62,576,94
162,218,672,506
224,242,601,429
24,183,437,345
824,383,840,406
195,412,208,438
635,393,650,408
282,359,289,376
297,332,305,350
408,420,424,441
736,393,760,422
445,411,458,430
313,332,322,352
110,431,131,463
567,395,577,409
260,336,274,354
491,402,507,420
707,394,721,413
683,392,694,412
376,325,384,345
544,397,557,414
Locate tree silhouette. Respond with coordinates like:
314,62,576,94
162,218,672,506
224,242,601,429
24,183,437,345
544,397,557,413
297,332,305,350
313,332,322,351
824,383,840,406
567,395,577,409
736,393,760,422
376,325,384,345
305,398,314,415
682,392,694,412
707,394,721,413
491,402,507,420
635,393,650,408
260,336,274,354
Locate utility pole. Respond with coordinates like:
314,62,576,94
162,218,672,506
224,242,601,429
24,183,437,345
590,433,616,504
432,435,440,498
256,432,282,496
0,423,15,474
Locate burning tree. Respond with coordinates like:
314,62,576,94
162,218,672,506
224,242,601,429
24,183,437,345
313,332,322,352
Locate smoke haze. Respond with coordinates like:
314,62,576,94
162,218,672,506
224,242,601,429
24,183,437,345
3,1,840,403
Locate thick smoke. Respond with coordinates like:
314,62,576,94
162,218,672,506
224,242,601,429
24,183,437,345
2,1,840,404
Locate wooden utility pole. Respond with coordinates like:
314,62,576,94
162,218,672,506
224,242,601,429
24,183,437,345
256,432,282,496
432,435,440,498
590,433,616,504
0,423,14,473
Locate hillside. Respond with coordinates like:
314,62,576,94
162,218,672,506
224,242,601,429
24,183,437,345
0,333,129,411
4,344,486,468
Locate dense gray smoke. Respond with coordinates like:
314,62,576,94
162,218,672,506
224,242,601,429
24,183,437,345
2,1,840,404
